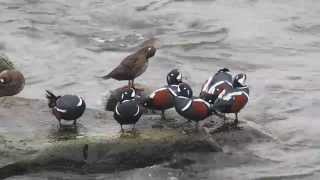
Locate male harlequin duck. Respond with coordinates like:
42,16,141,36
101,46,157,89
0,69,25,97
114,88,143,132
142,69,182,119
213,73,249,126
199,68,233,104
174,83,212,129
45,90,86,126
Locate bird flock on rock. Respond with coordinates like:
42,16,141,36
0,38,249,133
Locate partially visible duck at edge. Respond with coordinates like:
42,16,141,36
0,69,25,97
0,54,25,97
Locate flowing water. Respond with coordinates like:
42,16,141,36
1,0,320,179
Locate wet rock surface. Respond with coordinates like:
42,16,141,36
0,96,223,179
0,96,274,179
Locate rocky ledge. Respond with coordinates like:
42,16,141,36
0,96,272,179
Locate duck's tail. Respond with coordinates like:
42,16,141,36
101,74,111,79
45,90,59,108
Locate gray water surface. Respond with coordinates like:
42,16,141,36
1,0,320,179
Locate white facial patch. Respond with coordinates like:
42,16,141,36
148,47,152,51
0,79,4,83
176,73,182,81
238,75,246,86
131,89,136,98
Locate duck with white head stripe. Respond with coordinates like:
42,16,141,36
174,82,213,130
213,73,249,127
142,69,183,120
199,68,233,104
114,88,143,133
45,90,86,127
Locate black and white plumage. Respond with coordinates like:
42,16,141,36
174,83,212,129
142,69,183,119
166,69,182,86
213,73,249,126
199,68,233,104
114,88,143,132
45,90,86,126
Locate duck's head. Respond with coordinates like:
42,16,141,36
233,73,247,87
217,68,230,73
0,69,25,97
176,82,193,98
142,46,157,59
167,69,182,85
120,88,136,102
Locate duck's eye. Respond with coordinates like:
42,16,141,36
0,78,7,84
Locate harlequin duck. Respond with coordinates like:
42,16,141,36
45,90,86,126
102,46,157,89
213,73,249,126
0,69,25,97
199,68,233,104
142,69,182,119
114,88,143,132
174,83,212,129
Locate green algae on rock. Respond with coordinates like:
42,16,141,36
0,54,15,72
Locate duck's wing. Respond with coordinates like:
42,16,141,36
120,52,146,67
101,63,131,80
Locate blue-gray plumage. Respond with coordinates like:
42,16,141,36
114,88,142,132
213,73,249,126
142,69,183,120
174,83,212,130
45,90,86,126
200,68,233,104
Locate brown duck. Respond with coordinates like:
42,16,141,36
0,69,25,97
102,46,157,88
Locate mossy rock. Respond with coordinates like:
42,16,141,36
0,54,15,72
